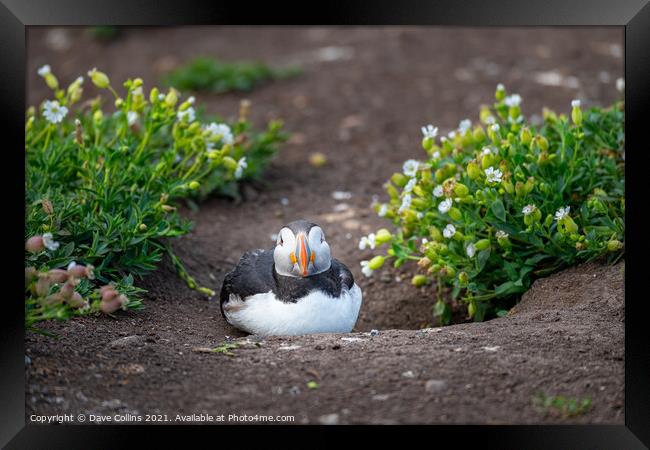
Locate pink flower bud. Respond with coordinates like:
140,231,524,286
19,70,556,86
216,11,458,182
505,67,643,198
35,276,51,297
47,269,69,283
100,297,122,314
67,264,88,278
59,281,75,299
101,286,119,302
25,236,45,253
67,292,86,308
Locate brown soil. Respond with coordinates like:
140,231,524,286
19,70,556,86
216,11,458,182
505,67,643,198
25,26,624,424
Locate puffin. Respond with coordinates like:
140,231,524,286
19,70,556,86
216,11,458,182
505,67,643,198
220,220,363,336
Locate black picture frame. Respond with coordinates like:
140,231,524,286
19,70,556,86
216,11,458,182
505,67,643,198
3,0,649,447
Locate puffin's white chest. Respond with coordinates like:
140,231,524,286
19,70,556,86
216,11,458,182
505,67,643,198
223,284,363,336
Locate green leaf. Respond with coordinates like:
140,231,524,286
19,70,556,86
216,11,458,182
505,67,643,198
491,199,506,222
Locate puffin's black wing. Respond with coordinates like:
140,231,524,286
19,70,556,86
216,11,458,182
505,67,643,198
331,258,355,290
220,249,275,312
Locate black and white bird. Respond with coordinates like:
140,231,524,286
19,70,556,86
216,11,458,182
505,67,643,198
220,220,362,336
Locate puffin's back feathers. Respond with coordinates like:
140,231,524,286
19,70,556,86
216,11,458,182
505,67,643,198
220,249,355,317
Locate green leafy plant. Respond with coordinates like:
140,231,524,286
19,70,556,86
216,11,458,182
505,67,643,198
533,394,592,418
162,56,300,94
25,65,286,329
359,83,624,324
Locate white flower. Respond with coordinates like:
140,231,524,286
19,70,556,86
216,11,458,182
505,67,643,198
443,224,456,239
421,124,438,139
416,212,424,219
458,119,472,133
496,230,509,239
522,204,536,216
485,115,496,125
616,78,625,93
482,146,496,156
497,83,505,91
127,111,138,126
132,86,143,97
422,238,429,245
67,261,77,270
37,64,51,77
359,233,377,251
438,198,453,214
378,204,388,217
555,206,570,221
158,93,165,100
187,96,195,104
466,243,476,258
485,166,503,183
402,159,419,177
42,100,68,124
404,178,416,193
448,131,457,139
234,157,248,179
432,151,440,159
491,124,500,132
504,94,521,107
360,260,374,277
398,194,412,214
75,76,84,85
42,232,60,251
571,99,581,108
177,106,196,122
433,185,444,198
205,122,234,146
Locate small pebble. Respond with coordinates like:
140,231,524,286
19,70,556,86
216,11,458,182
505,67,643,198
402,370,415,378
318,413,340,425
289,386,301,396
425,379,447,394
331,191,352,200
280,198,289,206
370,329,380,337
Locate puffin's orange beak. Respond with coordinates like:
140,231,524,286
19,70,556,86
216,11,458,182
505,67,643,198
295,233,315,277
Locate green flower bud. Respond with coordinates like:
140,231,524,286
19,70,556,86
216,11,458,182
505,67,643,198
473,126,486,143
222,156,238,171
563,216,579,233
386,183,399,199
429,226,443,242
536,135,549,152
503,180,514,195
544,214,554,227
149,87,159,103
422,136,434,150
448,207,462,221
368,256,386,270
93,109,103,124
481,153,496,169
468,301,476,318
515,181,526,198
454,183,469,197
524,177,535,195
429,264,441,274
115,98,123,108
520,127,532,146
475,239,490,251
189,181,200,190
458,271,469,284
165,88,179,107
571,104,583,126
87,68,110,89
495,83,506,101
411,274,428,287
391,172,408,187
375,228,392,244
138,223,148,231
434,168,445,183
44,73,59,90
467,161,481,180
607,239,624,251
443,266,456,278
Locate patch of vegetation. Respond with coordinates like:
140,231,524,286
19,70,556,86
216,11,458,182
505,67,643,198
162,56,301,94
211,342,239,357
87,26,121,41
25,65,286,330
359,82,624,325
533,394,592,418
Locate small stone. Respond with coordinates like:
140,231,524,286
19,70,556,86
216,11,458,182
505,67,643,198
482,346,500,352
402,371,415,378
289,386,301,396
109,335,145,349
370,329,380,337
425,379,447,394
318,413,340,425
372,394,390,401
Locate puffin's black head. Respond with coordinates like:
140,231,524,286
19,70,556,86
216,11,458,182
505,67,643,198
274,220,331,278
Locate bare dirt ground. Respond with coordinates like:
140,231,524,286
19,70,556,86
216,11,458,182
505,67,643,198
25,26,624,424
